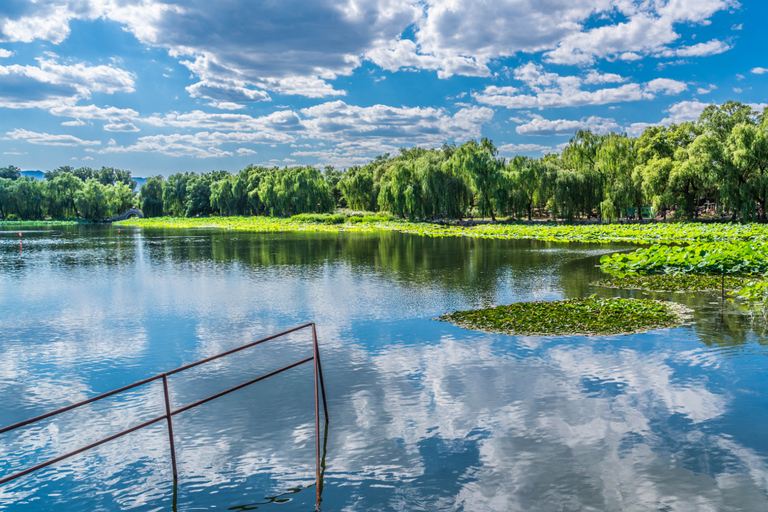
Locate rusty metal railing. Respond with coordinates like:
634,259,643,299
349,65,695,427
0,323,329,509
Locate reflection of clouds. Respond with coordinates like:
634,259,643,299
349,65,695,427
316,334,768,511
3,230,768,510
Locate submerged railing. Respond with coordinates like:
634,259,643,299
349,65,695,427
0,323,329,509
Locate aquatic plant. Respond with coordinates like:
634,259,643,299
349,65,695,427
593,274,753,292
0,219,84,226
117,216,768,245
439,297,691,336
599,242,768,276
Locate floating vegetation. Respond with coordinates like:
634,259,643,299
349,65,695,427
438,297,692,336
118,217,768,245
599,242,768,276
0,219,84,226
593,274,754,292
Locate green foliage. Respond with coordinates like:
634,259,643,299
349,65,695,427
258,166,334,217
734,279,768,317
439,298,690,336
594,274,753,292
290,213,346,224
0,165,21,180
600,242,768,276
340,165,378,211
140,176,164,218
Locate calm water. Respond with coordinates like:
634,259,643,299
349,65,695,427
2,225,768,511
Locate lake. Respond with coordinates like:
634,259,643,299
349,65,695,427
2,225,768,511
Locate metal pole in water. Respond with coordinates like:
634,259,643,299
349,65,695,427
313,332,321,510
162,374,179,481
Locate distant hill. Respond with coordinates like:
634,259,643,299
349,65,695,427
21,170,45,181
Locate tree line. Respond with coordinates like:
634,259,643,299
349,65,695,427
1,101,766,223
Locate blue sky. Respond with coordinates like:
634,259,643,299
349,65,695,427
0,0,765,177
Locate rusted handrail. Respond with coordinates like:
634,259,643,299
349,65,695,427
0,323,329,508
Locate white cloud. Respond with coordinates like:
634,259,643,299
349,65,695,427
144,110,302,139
657,39,731,58
300,101,493,146
625,122,662,137
61,119,86,127
209,101,246,111
97,133,237,158
5,128,101,146
660,100,711,124
49,104,139,121
474,65,687,109
645,78,689,95
0,49,13,58
104,122,140,132
0,58,135,109
1,0,737,99
697,84,717,95
752,68,768,75
583,70,628,85
497,143,553,155
544,2,737,65
236,148,257,156
515,115,620,136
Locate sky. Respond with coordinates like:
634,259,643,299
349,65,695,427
0,0,765,177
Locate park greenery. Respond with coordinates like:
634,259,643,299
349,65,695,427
5,99,768,332
1,101,767,223
438,298,692,336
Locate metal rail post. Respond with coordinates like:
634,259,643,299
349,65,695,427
162,374,178,480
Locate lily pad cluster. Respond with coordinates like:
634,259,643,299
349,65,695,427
117,217,768,245
593,274,753,292
599,242,768,276
439,297,691,336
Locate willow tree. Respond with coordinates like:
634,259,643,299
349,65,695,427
596,133,641,220
446,138,503,220
47,172,84,218
140,176,165,218
339,165,378,211
377,159,419,219
697,101,760,219
258,166,333,217
724,109,768,219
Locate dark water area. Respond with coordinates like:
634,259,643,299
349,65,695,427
2,225,768,511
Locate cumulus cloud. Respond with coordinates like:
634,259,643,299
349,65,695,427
0,58,135,109
497,143,553,156
5,128,101,146
543,1,737,65
626,100,712,136
104,122,139,132
753,67,768,75
0,49,12,58
515,115,620,136
657,39,732,58
144,109,303,136
583,70,628,85
1,0,738,98
300,101,493,146
473,64,687,109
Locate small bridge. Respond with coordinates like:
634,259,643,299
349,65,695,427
106,207,144,222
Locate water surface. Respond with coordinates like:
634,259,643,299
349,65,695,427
2,226,768,511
